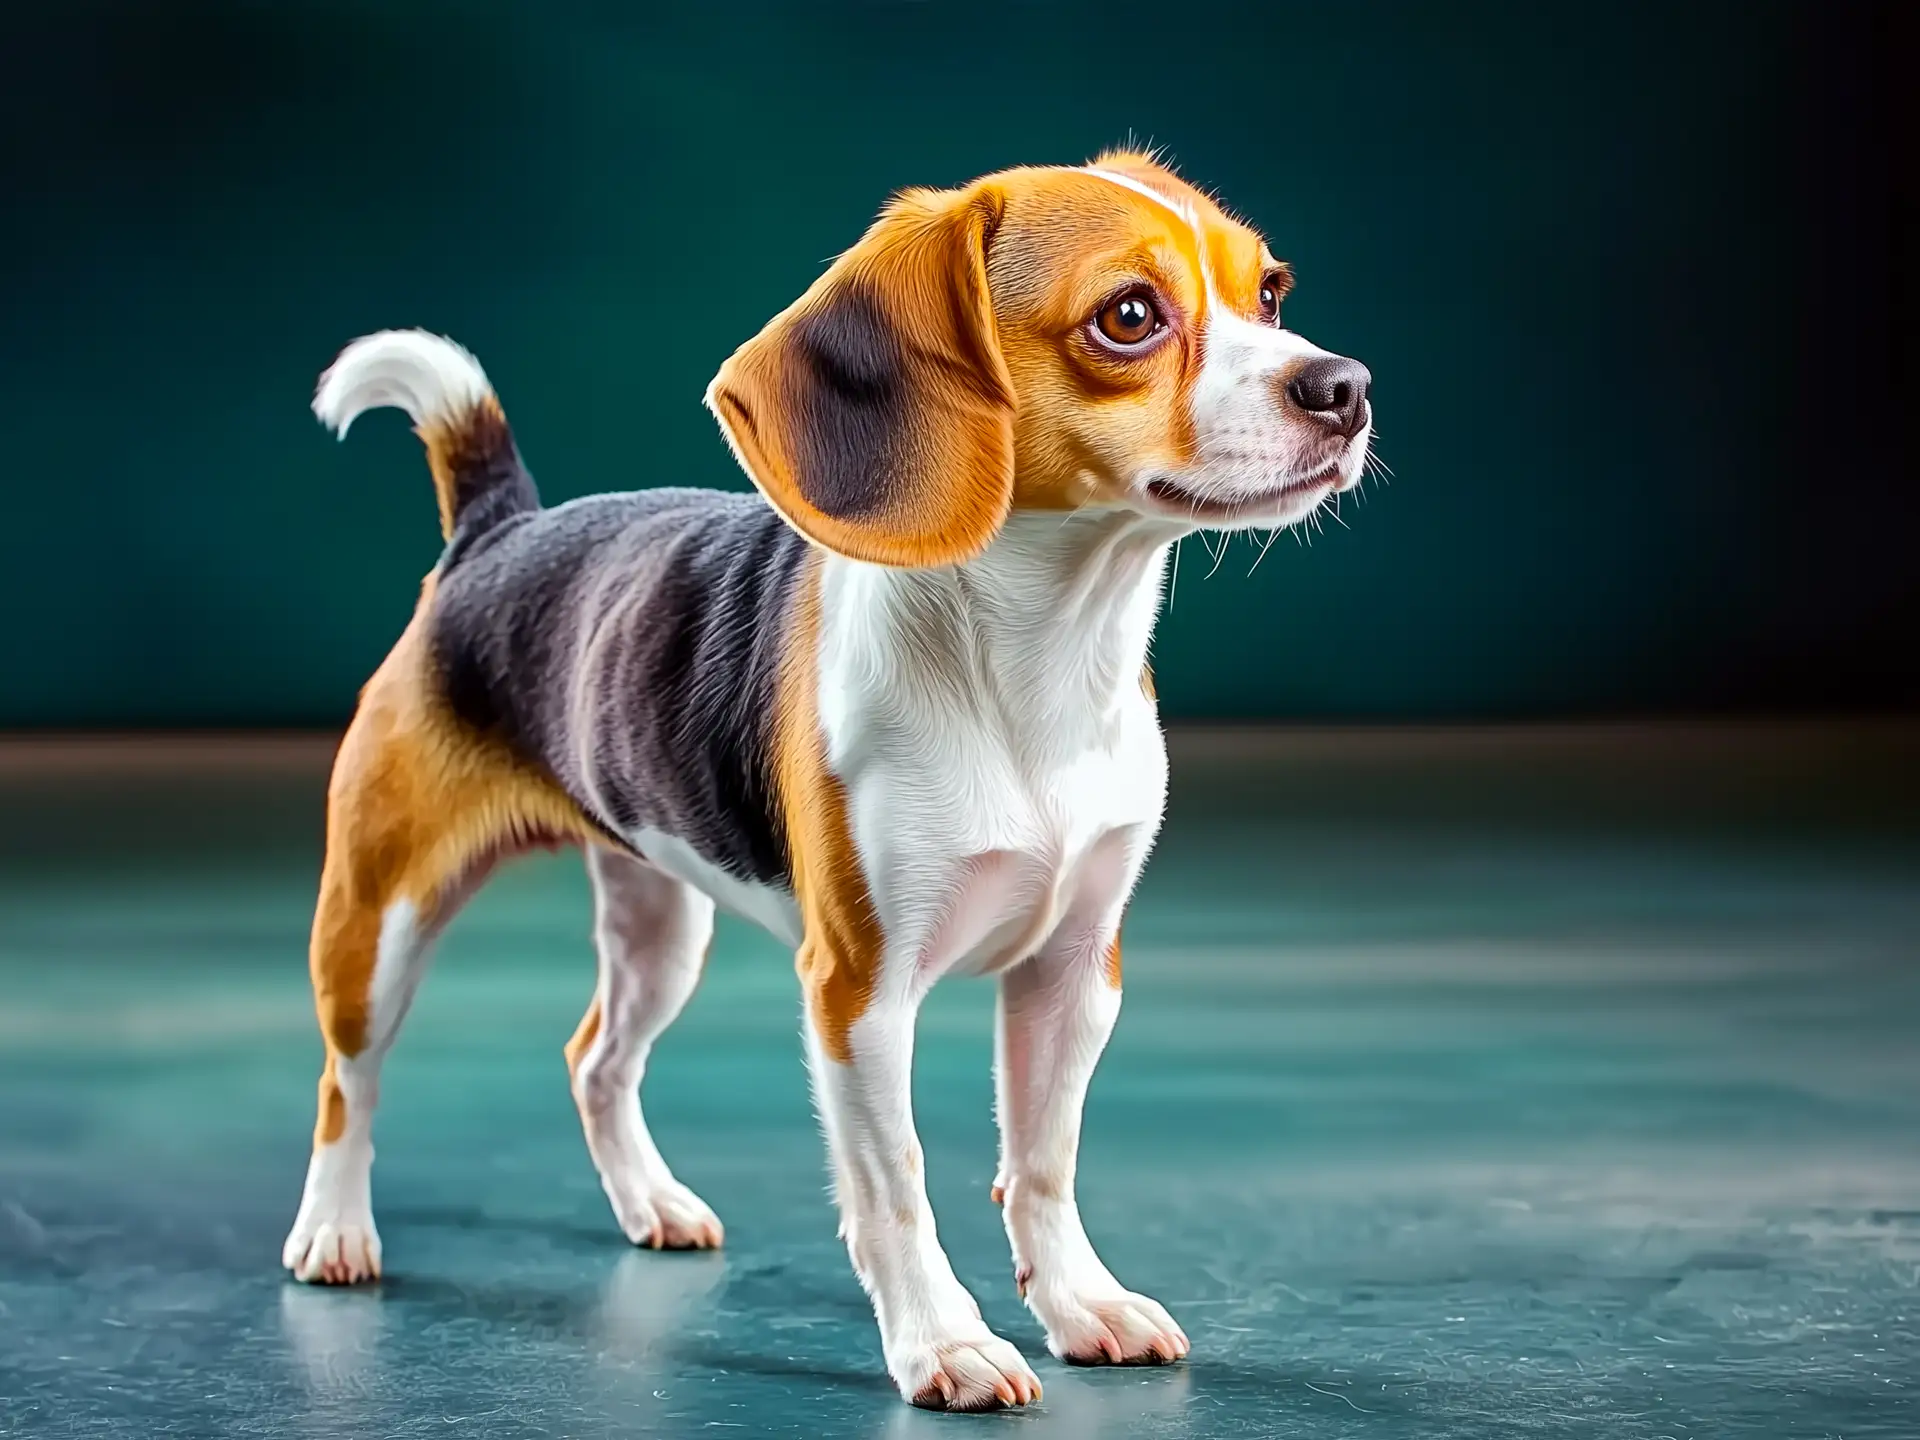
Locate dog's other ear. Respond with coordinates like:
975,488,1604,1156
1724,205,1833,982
706,184,1015,568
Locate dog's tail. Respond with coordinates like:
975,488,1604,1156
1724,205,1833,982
313,330,537,541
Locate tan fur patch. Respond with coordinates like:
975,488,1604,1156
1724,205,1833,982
773,555,886,1064
1104,933,1124,990
987,169,1204,513
564,995,603,1079
316,1054,346,1145
417,396,511,540
1087,149,1280,317
305,574,604,1145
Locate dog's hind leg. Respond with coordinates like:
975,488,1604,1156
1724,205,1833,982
567,847,723,1249
283,816,438,1285
283,620,596,1284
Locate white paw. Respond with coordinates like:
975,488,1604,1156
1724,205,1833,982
283,1212,383,1285
603,1173,725,1250
891,1331,1042,1411
1031,1287,1188,1366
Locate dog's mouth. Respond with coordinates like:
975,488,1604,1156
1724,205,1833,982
1141,465,1340,523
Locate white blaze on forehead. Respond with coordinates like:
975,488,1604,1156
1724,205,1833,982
1081,166,1197,227
1079,165,1216,299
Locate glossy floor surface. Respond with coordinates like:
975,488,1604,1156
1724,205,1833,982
2,726,1916,1438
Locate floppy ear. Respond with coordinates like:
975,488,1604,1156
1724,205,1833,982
705,184,1015,568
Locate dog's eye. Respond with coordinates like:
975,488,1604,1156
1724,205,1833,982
1093,291,1163,349
1258,275,1285,322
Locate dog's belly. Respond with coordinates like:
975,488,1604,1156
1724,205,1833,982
628,826,803,948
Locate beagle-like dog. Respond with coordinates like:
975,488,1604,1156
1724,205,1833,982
283,150,1373,1411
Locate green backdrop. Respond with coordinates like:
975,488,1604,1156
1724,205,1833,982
0,1,1905,726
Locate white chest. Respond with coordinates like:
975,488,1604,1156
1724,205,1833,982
625,707,1164,971
816,518,1175,979
845,706,1167,978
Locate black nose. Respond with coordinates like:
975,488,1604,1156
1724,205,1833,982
1285,356,1372,439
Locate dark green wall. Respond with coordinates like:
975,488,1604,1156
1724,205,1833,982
0,1,1907,726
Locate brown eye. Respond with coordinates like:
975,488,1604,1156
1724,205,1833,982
1258,276,1284,322
1094,291,1163,349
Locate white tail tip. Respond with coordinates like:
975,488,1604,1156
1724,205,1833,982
313,329,495,439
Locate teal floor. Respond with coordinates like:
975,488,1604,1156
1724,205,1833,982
1,726,1917,1438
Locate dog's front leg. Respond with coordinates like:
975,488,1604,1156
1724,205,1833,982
994,924,1190,1366
803,958,1041,1411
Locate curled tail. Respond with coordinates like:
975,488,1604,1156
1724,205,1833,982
313,330,537,541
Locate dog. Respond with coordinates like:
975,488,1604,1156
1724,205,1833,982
281,149,1372,1411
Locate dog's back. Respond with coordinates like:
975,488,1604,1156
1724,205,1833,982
430,487,807,887
310,330,808,892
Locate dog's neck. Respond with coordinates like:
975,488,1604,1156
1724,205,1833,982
821,509,1176,763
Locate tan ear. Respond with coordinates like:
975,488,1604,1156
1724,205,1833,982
705,184,1015,568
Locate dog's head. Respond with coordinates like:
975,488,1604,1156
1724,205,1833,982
707,150,1372,568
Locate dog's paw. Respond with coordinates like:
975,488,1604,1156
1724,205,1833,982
605,1174,725,1250
1033,1287,1188,1366
283,1213,383,1285
894,1332,1043,1411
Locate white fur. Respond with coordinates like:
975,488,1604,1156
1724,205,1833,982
282,898,433,1283
312,329,495,438
631,826,800,947
1082,166,1199,227
571,848,725,1249
802,508,1179,1397
1147,313,1372,526
996,833,1184,1365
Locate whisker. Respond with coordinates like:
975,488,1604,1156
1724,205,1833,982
1203,529,1233,579
1054,489,1101,529
1247,526,1282,576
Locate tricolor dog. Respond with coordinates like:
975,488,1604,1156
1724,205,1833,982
284,150,1373,1411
